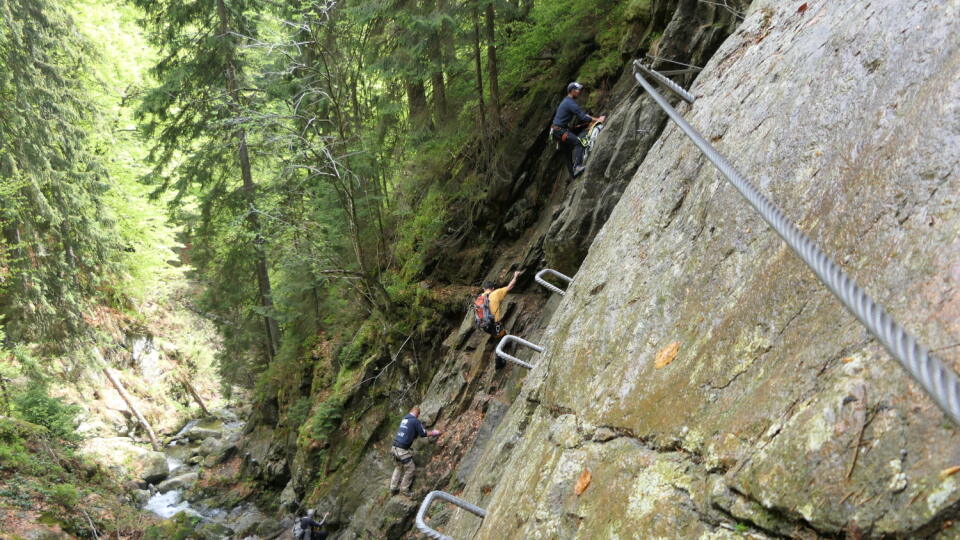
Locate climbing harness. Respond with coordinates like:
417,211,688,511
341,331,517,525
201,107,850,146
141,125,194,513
495,335,544,370
580,121,605,167
535,268,573,296
633,60,960,425
416,491,487,540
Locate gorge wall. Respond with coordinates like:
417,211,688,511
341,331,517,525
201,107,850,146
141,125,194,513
440,0,960,538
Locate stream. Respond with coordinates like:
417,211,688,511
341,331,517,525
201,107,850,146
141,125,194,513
140,415,282,539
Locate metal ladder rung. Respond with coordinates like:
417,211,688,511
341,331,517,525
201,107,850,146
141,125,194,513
535,268,573,296
495,335,544,370
416,490,487,540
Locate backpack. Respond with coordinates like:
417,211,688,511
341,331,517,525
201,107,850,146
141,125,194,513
473,293,498,335
292,519,304,539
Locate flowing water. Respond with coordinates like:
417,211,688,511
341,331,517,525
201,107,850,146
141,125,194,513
141,413,273,537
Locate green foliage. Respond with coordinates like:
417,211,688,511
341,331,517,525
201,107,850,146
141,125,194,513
45,483,81,507
11,386,80,440
394,185,449,284
143,512,204,540
0,0,123,345
0,415,143,537
287,396,313,429
624,0,654,21
300,398,344,447
337,321,377,370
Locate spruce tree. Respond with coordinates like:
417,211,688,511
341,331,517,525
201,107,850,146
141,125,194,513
132,0,282,368
0,0,118,345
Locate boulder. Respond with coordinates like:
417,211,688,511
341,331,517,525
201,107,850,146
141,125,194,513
169,464,192,477
79,437,169,484
156,472,199,494
185,427,221,441
225,504,270,537
279,480,299,512
132,489,152,506
199,436,238,467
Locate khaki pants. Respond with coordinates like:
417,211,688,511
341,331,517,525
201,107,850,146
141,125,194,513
389,446,416,491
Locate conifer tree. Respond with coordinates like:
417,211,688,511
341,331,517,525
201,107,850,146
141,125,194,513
132,0,282,365
0,0,118,345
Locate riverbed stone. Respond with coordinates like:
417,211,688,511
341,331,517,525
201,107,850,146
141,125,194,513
186,427,221,440
201,437,238,467
132,489,151,505
156,472,199,493
226,504,271,536
79,437,169,484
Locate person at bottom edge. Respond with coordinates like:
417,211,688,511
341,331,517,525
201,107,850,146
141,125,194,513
389,406,441,497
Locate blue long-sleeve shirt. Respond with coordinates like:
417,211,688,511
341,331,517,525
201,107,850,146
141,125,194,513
552,96,591,127
392,413,428,449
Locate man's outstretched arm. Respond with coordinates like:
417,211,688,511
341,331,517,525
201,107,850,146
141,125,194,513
505,270,523,291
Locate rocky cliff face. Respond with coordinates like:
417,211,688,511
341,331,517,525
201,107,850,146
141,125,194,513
281,1,745,537
436,0,960,538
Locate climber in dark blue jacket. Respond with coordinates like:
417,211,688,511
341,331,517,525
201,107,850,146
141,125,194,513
389,406,441,496
551,82,606,177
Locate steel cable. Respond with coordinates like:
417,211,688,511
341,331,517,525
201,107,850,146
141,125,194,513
633,61,960,425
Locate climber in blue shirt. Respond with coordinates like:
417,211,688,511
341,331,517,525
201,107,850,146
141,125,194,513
389,406,441,497
551,82,606,178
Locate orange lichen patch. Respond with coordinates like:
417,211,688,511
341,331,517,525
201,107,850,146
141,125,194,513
654,342,680,369
574,469,592,496
940,465,960,479
842,357,855,363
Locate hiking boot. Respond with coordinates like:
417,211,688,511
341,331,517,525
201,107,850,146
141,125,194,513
390,488,399,496
573,165,586,178
403,489,415,498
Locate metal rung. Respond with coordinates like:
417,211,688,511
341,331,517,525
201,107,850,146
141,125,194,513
634,61,696,104
495,335,544,370
535,268,573,296
416,490,487,540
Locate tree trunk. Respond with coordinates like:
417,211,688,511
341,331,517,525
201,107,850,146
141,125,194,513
0,374,10,415
484,2,501,122
430,67,447,123
428,0,447,122
180,377,211,416
472,1,487,129
406,79,431,132
238,130,281,361
103,368,161,451
216,0,280,362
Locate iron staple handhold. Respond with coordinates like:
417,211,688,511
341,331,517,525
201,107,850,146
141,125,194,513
416,490,487,540
495,335,544,369
535,268,573,296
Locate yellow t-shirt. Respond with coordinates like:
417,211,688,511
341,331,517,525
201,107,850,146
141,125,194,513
487,286,510,322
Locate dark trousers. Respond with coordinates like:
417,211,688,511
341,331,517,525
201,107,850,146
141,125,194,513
551,128,585,175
